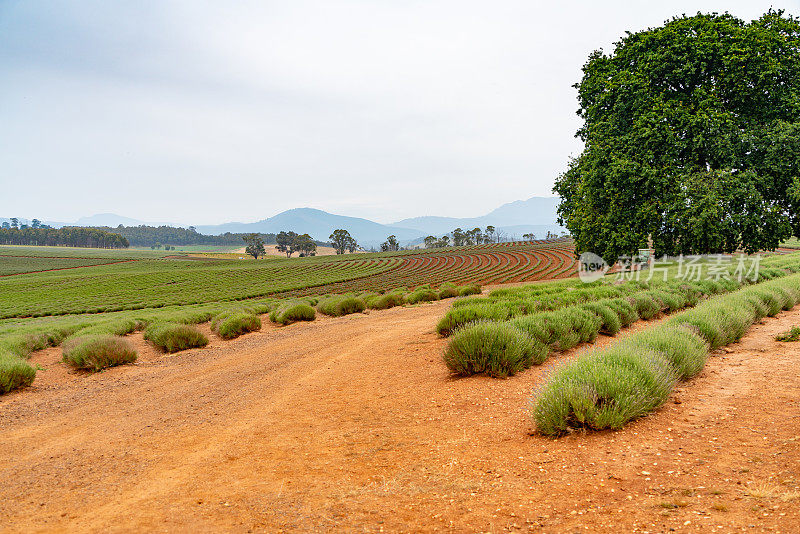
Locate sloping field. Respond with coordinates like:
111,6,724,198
0,239,575,319
279,239,576,297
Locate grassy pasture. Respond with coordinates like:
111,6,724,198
0,245,178,259
0,256,129,276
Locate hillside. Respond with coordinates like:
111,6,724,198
195,208,426,247
392,196,563,237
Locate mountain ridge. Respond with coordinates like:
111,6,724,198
3,196,564,247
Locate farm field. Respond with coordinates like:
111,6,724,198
0,287,798,532
0,255,134,276
0,239,575,319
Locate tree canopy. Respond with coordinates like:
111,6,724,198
554,10,800,263
0,227,129,248
242,233,266,259
329,229,357,254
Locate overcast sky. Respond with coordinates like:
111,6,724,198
1,1,795,225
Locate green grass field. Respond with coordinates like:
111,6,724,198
0,245,179,259
0,256,393,319
128,245,243,253
782,237,800,249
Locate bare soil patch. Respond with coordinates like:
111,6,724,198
1,302,798,532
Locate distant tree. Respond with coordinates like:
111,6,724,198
294,233,317,256
10,218,18,229
243,233,266,259
31,219,41,229
188,226,196,233
470,227,483,245
276,230,299,257
485,225,496,243
423,236,437,248
452,228,465,246
523,233,536,241
380,235,400,252
330,229,357,255
1,222,9,229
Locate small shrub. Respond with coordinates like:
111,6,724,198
507,315,551,345
317,295,366,316
532,347,679,436
144,323,209,353
438,283,459,299
581,302,622,335
270,302,316,325
0,353,36,393
457,284,482,297
560,307,603,344
776,326,800,342
443,322,544,377
650,289,688,312
212,312,262,339
436,303,511,336
62,335,138,371
366,292,406,310
605,298,639,327
407,288,440,304
627,293,662,320
625,326,708,379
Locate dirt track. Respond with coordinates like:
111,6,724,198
1,301,799,533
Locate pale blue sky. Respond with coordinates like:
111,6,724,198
1,1,796,225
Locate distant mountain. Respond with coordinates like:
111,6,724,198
195,208,425,247
391,196,562,237
6,196,564,247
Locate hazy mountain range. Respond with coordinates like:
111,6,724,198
2,196,564,248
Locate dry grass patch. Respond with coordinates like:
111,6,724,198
62,335,137,371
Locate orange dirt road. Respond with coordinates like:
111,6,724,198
1,301,799,533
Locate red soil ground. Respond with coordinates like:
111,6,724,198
0,300,798,532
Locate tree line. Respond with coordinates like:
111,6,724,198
0,227,129,249
2,218,51,230
242,230,355,259
90,225,277,248
421,226,565,249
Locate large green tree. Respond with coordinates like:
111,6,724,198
554,10,800,263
